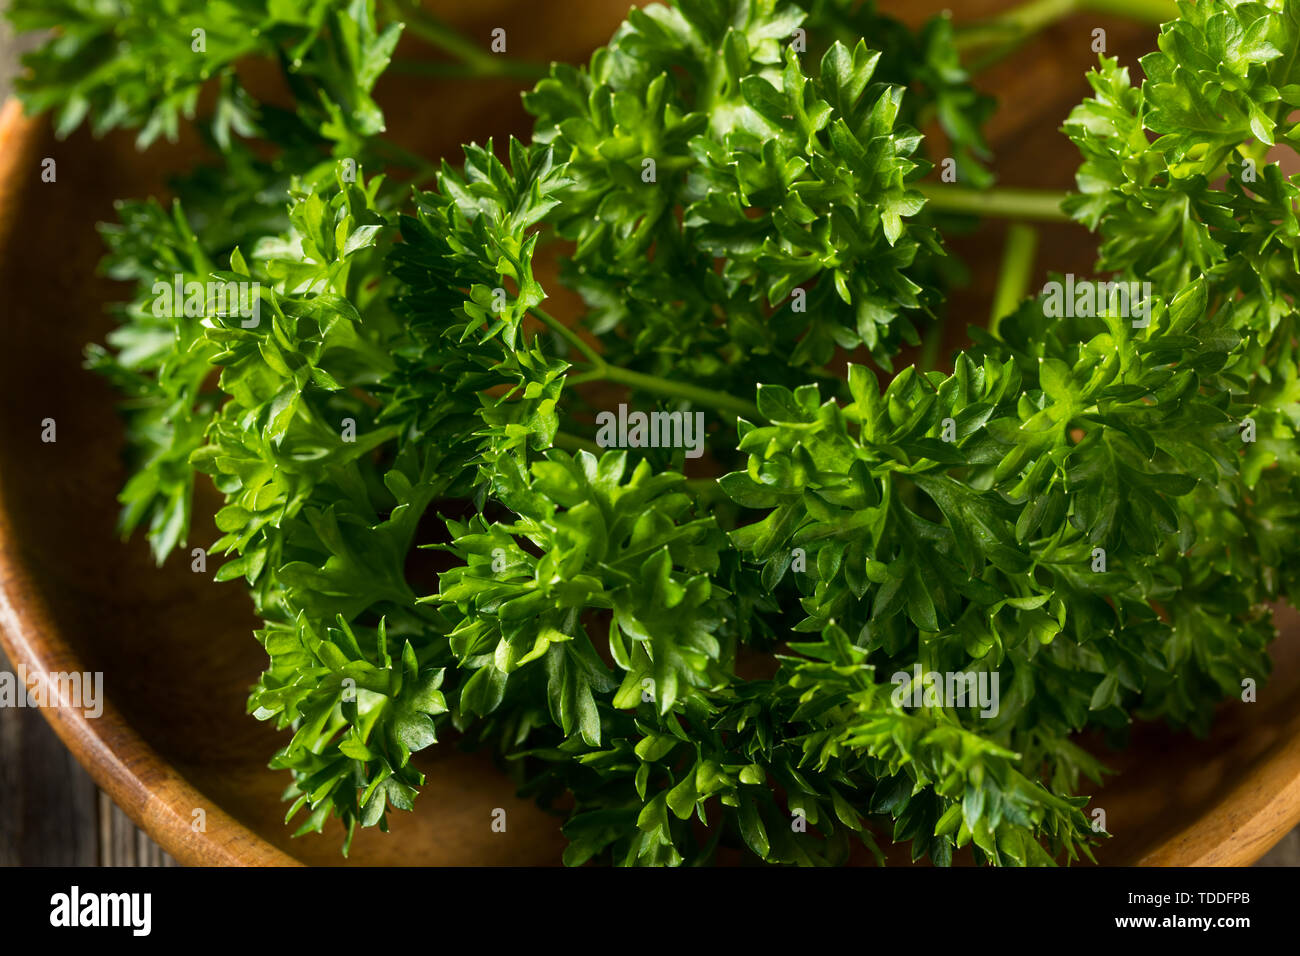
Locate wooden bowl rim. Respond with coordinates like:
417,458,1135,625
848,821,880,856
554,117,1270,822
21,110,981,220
1,96,1299,867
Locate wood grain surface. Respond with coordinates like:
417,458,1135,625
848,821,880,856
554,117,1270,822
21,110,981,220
0,644,176,865
1,0,1299,868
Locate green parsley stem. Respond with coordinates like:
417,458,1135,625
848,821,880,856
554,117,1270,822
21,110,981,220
989,223,1040,336
1077,0,1179,22
917,315,948,373
919,184,1071,223
553,430,602,454
389,58,548,81
954,0,1176,53
954,0,1075,52
530,307,605,367
531,307,761,421
384,0,549,80
589,364,761,422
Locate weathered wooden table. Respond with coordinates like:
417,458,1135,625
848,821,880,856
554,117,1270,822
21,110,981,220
0,647,175,865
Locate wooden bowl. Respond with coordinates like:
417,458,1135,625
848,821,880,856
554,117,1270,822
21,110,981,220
2,0,1299,866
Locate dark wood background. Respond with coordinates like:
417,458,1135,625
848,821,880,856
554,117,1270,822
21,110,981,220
0,645,175,864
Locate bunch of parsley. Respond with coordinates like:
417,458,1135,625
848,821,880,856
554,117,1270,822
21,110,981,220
10,0,1298,865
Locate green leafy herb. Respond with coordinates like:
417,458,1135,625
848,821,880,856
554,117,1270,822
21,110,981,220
16,0,1297,867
